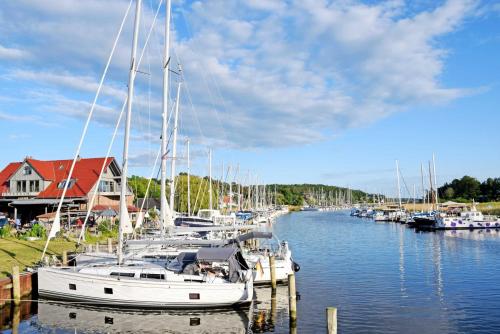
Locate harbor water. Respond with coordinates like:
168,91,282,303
2,210,500,333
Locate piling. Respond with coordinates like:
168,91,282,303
12,305,20,334
326,307,337,334
62,250,68,266
271,289,277,326
87,244,93,253
95,242,100,253
269,255,277,290
12,266,20,306
288,272,297,326
108,238,113,253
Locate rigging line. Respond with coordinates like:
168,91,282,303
136,143,162,224
42,0,134,259
77,0,163,245
170,48,206,143
78,103,124,244
177,11,228,142
192,177,204,214
398,168,413,202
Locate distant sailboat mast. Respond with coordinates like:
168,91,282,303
186,138,191,216
169,81,181,218
396,160,402,209
209,148,213,210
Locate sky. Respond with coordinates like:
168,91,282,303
0,0,499,197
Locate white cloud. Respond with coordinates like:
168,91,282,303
0,44,29,60
0,0,481,150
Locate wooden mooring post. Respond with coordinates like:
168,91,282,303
269,255,277,290
95,242,100,253
12,266,20,306
108,238,113,253
288,272,297,326
62,250,68,266
326,307,337,334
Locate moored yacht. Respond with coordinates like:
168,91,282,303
38,247,254,308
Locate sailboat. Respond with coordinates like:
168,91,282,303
37,0,253,308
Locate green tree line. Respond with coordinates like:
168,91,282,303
128,175,368,211
438,176,500,202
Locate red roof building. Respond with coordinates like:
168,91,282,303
0,156,134,223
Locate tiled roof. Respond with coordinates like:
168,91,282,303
0,162,21,193
37,157,114,198
0,157,115,198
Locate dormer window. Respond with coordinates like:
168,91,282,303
57,179,76,189
23,166,32,175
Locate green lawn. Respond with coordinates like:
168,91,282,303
0,238,77,277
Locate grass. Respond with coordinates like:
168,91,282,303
0,238,78,278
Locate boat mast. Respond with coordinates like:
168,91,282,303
209,148,213,210
169,81,181,217
160,0,172,236
228,164,232,212
187,138,191,216
428,161,434,211
432,153,439,208
118,0,142,264
420,163,425,212
396,160,402,209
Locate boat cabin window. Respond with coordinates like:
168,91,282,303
110,272,135,278
69,284,76,290
104,287,113,294
189,293,200,300
140,273,165,280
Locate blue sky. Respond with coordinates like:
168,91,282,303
0,0,499,197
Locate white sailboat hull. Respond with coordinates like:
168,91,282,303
38,267,253,308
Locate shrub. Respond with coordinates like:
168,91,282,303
0,225,12,238
23,224,47,239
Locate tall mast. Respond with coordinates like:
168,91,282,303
160,0,172,236
420,163,425,212
118,0,142,264
396,160,402,209
169,81,181,217
428,161,434,211
236,164,241,211
228,164,233,212
413,184,416,212
432,154,439,208
187,138,191,216
208,148,212,210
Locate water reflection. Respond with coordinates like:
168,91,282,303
34,301,250,333
252,286,289,333
444,228,500,241
0,300,36,334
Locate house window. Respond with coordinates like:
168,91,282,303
29,180,40,192
23,166,32,175
57,179,76,189
98,180,115,192
17,180,26,193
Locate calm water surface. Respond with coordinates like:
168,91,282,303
2,210,500,333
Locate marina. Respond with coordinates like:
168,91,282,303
1,0,500,333
2,211,500,333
